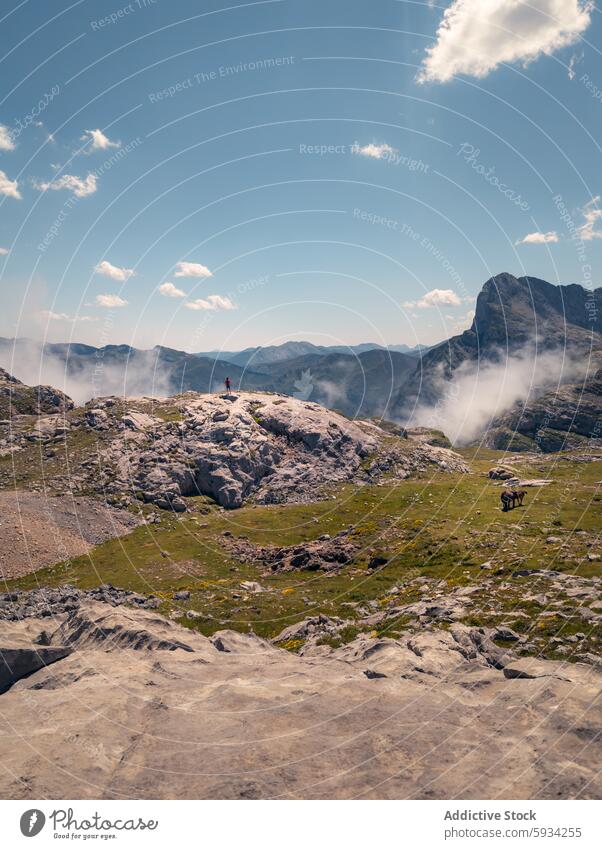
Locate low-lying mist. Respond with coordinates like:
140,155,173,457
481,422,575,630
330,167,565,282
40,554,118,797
1,338,591,448
0,340,174,405
409,346,587,445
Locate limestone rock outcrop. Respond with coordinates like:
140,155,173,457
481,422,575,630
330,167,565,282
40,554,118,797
0,601,599,799
76,393,469,510
0,367,73,418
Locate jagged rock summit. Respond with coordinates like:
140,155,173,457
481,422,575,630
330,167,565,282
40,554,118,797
82,391,468,510
394,272,602,416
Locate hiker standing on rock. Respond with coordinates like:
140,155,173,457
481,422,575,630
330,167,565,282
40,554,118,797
224,376,232,394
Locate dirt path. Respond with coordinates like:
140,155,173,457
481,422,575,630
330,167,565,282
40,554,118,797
0,491,141,579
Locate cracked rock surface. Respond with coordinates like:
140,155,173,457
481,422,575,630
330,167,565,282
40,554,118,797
0,601,599,799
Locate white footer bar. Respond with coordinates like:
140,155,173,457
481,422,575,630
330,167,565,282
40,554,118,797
0,799,599,848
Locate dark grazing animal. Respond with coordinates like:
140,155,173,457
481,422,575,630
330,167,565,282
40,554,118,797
513,489,526,507
501,490,514,511
501,489,526,511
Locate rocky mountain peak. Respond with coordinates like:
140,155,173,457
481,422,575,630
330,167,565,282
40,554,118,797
472,272,601,347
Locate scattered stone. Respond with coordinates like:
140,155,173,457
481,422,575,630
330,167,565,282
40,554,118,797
122,411,160,431
493,626,520,642
368,555,388,570
222,533,357,574
0,584,156,621
488,467,515,480
239,581,265,594
363,669,387,679
274,615,346,644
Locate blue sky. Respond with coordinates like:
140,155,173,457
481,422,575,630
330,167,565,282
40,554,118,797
1,0,601,351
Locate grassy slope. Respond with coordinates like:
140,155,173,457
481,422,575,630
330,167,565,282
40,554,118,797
4,434,601,661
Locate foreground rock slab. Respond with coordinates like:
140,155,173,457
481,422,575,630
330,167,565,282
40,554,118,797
0,602,600,800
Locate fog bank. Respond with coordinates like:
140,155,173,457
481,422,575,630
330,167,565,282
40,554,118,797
410,346,587,445
0,340,173,405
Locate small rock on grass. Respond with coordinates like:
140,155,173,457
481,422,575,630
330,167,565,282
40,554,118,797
173,590,190,601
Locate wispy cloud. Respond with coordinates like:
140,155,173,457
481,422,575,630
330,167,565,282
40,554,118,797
158,281,186,298
403,288,463,309
81,128,120,152
577,195,602,241
516,230,559,244
568,50,584,79
0,247,9,256
0,125,15,151
418,0,594,84
0,170,21,199
94,260,135,282
41,310,97,322
174,261,213,278
95,294,128,308
34,172,97,197
184,294,236,311
352,142,396,160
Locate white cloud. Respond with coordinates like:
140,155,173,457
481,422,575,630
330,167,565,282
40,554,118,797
451,309,476,334
41,311,97,322
353,142,396,160
94,260,135,282
0,247,8,256
81,128,120,151
0,125,15,151
0,170,21,199
516,230,559,244
577,196,602,241
95,294,128,308
185,294,236,311
174,261,213,278
418,0,594,84
34,172,97,197
403,288,463,309
568,50,583,79
158,281,186,298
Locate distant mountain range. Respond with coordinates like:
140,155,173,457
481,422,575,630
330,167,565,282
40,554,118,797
1,273,601,450
0,337,430,413
196,340,429,368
